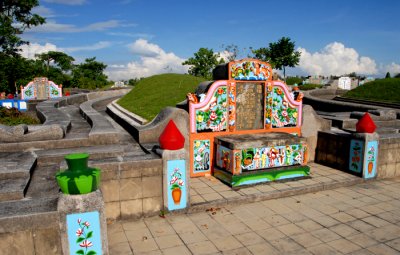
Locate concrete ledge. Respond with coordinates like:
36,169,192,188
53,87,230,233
80,96,123,144
303,88,385,112
107,103,189,147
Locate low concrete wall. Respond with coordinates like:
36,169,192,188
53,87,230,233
303,88,382,112
99,157,163,221
378,136,400,178
316,131,400,178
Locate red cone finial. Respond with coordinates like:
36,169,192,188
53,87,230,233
159,120,185,150
356,113,376,133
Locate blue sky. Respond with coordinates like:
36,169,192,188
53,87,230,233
20,0,400,80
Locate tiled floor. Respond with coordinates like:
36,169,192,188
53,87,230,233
107,163,400,254
189,163,364,211
108,175,400,254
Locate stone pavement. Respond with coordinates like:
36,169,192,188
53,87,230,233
108,177,400,255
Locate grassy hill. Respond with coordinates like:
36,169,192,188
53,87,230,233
342,78,400,103
117,73,206,121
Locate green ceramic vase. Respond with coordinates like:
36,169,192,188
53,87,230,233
55,153,101,195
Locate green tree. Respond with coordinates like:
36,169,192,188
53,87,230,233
72,57,108,89
394,73,400,78
182,48,222,80
0,0,45,56
36,51,75,73
385,72,391,78
252,37,301,81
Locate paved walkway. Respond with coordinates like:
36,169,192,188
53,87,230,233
189,163,363,212
108,177,400,255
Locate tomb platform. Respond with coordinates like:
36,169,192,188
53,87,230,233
214,132,310,187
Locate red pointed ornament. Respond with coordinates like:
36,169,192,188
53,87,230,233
159,120,185,150
356,113,376,133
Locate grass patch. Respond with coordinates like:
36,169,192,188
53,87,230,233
0,107,40,125
299,84,323,90
342,78,400,103
117,73,206,121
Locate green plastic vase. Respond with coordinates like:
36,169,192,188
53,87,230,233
55,153,101,195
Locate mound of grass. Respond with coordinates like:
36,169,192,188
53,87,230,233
0,107,40,125
117,74,206,121
342,78,400,103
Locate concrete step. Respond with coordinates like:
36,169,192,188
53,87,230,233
35,144,129,166
0,197,58,218
0,152,36,180
0,178,30,202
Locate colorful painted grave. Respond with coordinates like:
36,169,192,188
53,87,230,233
188,59,305,180
21,77,62,100
66,211,102,255
214,133,309,187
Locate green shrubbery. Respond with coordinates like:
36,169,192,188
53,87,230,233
299,84,323,90
0,107,40,125
286,77,303,85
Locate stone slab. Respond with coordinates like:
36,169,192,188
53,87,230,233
0,178,29,202
0,152,36,180
215,133,306,150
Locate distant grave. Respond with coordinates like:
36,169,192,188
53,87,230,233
21,77,62,100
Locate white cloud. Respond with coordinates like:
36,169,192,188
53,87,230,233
19,42,58,59
106,39,188,81
384,62,400,75
42,0,86,5
32,6,54,17
60,41,112,53
298,42,378,76
30,20,127,33
128,39,163,57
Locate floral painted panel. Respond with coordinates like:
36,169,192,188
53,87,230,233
241,144,304,171
267,87,298,128
67,211,102,255
228,85,236,132
196,86,227,132
364,141,378,179
349,140,364,173
193,140,210,173
167,160,187,210
23,85,35,100
230,60,272,81
49,81,62,98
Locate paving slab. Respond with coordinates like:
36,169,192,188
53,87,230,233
108,177,400,255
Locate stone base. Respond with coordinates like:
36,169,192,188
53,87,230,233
58,190,108,255
214,165,310,188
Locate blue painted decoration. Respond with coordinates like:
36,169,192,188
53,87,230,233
364,140,378,179
349,140,364,173
67,211,102,255
167,159,187,211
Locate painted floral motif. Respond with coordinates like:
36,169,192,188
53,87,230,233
75,218,96,255
350,141,362,172
267,87,298,128
366,142,377,177
24,88,33,97
170,167,184,190
193,140,210,172
228,85,236,132
230,60,271,80
239,144,304,171
195,86,227,132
